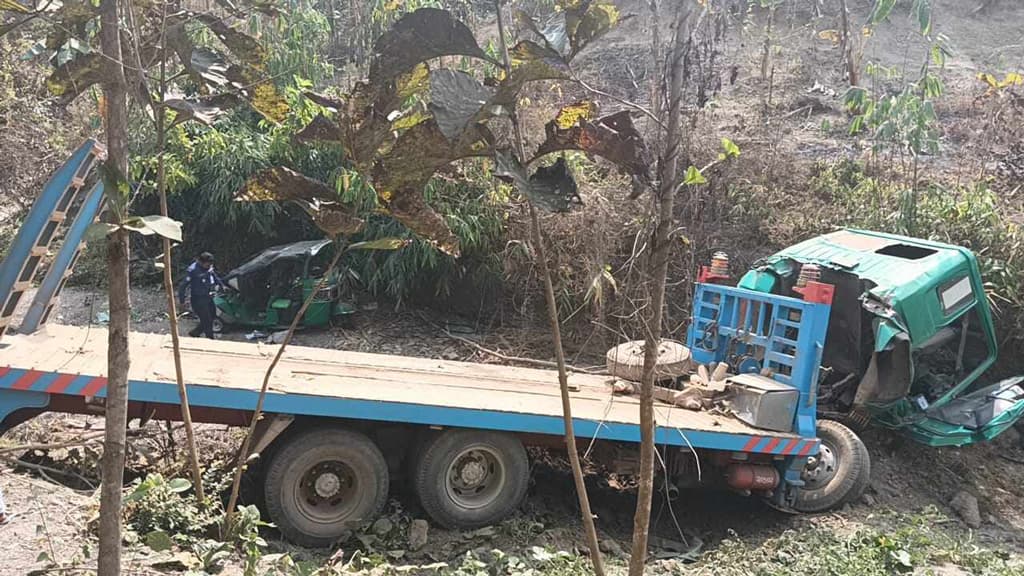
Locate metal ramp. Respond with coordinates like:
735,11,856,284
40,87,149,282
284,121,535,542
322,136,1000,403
0,139,106,338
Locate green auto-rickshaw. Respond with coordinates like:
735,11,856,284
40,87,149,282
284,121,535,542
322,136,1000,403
214,240,354,332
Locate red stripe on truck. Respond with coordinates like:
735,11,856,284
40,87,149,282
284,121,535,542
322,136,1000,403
742,436,763,452
80,377,107,397
46,373,77,393
780,439,801,454
11,370,43,390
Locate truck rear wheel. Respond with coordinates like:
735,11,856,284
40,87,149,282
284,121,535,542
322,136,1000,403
793,419,871,512
264,428,389,548
414,429,529,529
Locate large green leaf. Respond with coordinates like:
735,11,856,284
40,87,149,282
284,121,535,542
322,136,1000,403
164,96,227,127
347,238,411,251
516,9,569,56
370,120,495,255
533,109,651,187
164,15,194,75
237,167,364,238
342,64,432,170
494,151,581,212
195,13,289,123
428,69,495,141
682,165,706,186
189,48,231,87
913,0,932,35
196,13,267,68
121,216,183,242
85,222,118,242
99,159,131,220
304,91,345,110
295,113,343,145
209,0,279,18
565,0,621,59
46,52,103,104
369,8,496,83
237,166,350,202
138,215,184,242
517,1,622,60
489,41,571,110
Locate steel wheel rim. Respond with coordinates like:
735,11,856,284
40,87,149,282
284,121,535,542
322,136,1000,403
802,442,839,488
444,445,506,510
292,460,359,525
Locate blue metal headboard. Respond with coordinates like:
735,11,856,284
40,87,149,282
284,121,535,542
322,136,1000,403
686,283,832,440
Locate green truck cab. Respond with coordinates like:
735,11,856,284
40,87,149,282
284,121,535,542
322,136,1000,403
738,229,1024,446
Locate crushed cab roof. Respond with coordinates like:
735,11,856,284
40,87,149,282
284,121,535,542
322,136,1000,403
772,229,972,302
760,229,992,348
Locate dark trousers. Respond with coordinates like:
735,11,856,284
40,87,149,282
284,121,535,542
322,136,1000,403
190,298,216,339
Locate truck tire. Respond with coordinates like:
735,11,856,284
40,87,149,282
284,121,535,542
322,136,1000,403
264,428,389,548
793,419,871,512
414,429,529,529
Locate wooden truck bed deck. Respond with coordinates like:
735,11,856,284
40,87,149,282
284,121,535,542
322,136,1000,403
0,324,818,456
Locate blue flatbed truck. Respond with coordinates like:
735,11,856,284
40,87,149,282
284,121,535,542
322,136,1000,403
0,141,849,547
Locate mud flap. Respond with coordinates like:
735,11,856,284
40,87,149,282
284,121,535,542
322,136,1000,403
903,377,1024,447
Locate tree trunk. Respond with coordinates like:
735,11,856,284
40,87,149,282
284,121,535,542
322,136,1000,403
494,3,605,574
647,0,662,133
156,7,205,503
839,0,859,86
760,5,775,81
628,5,693,575
98,0,129,573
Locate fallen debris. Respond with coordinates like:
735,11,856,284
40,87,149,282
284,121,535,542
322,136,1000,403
408,519,429,551
649,534,703,562
599,538,625,557
266,330,289,344
372,517,394,536
950,490,982,528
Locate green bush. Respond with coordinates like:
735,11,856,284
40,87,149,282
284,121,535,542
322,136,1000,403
124,473,217,545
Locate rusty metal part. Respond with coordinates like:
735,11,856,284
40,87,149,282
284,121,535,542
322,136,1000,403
726,464,780,491
710,252,730,277
796,263,822,288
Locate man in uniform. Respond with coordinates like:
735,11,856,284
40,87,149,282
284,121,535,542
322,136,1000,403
178,252,224,339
